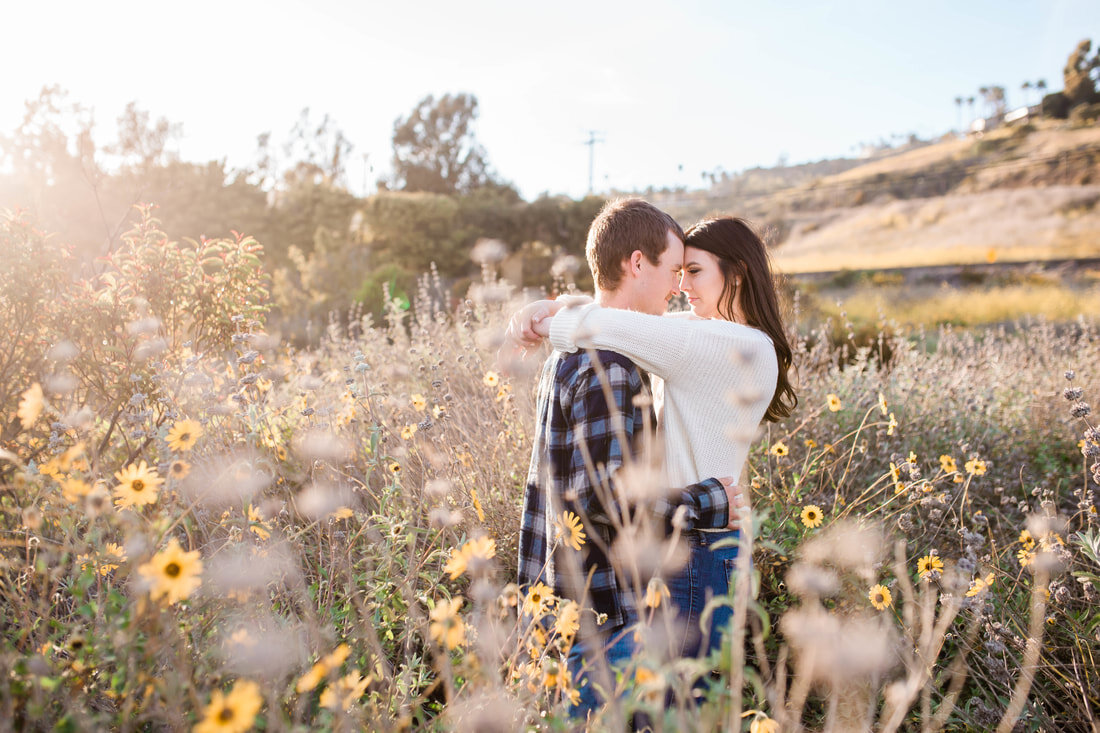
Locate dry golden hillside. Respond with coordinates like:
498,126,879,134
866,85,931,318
658,122,1100,273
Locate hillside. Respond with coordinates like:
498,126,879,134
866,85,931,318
653,122,1100,273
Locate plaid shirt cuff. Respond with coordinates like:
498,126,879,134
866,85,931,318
653,477,729,532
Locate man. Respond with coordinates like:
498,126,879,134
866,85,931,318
511,197,739,717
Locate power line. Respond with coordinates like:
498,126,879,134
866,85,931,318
582,130,605,195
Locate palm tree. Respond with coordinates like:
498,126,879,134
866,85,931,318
991,86,1006,119
978,86,990,119
967,96,976,127
1022,81,1033,108
1036,79,1048,119
955,96,964,131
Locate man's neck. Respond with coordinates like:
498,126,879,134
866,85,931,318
595,288,633,311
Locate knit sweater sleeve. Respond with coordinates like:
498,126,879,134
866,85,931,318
548,303,691,379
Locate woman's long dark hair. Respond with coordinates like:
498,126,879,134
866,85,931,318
684,217,797,422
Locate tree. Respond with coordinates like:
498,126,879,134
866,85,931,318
990,86,1007,118
1063,39,1099,107
250,108,353,191
1021,81,1032,108
954,96,964,131
0,86,111,260
390,93,498,195
106,102,181,171
977,86,1006,120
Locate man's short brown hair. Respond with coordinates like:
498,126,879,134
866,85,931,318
585,198,684,291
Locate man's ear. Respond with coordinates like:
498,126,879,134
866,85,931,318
627,250,644,276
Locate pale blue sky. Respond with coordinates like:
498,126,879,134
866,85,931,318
3,1,1098,199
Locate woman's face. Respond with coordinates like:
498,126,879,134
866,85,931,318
679,246,727,320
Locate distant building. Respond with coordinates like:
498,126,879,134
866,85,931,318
1005,106,1030,124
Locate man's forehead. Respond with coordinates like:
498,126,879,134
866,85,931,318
662,231,685,259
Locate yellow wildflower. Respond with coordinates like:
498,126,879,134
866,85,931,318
749,714,780,733
168,459,191,480
319,671,371,711
557,511,586,550
61,477,92,503
965,457,987,476
644,577,670,608
193,679,262,733
138,537,203,605
523,582,554,618
869,584,892,610
555,600,580,641
113,461,164,510
167,419,203,452
800,505,823,528
916,552,944,580
429,597,465,650
890,463,905,494
966,572,995,597
470,487,485,522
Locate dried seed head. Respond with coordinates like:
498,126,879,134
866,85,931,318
780,606,898,682
786,563,840,598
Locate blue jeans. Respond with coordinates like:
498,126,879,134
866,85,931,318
566,620,637,720
667,529,742,659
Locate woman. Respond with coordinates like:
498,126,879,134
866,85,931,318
516,216,796,660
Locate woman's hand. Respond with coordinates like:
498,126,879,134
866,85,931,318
505,299,562,348
719,477,749,530
497,299,563,374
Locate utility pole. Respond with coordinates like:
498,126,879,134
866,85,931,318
583,130,605,195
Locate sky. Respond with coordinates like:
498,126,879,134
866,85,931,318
2,0,1098,200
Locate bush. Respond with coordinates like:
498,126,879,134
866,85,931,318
1042,91,1071,120
869,271,904,286
1069,101,1100,126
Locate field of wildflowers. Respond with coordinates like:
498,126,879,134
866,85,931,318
1,207,1097,731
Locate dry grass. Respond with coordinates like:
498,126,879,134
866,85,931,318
772,185,1100,273
804,281,1100,329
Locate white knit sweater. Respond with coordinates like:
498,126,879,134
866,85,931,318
548,303,778,496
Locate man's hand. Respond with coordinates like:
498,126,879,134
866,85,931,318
719,476,748,530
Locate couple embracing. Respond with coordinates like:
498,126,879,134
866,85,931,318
507,198,797,720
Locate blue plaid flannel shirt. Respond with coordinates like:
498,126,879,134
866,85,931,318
517,348,730,631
